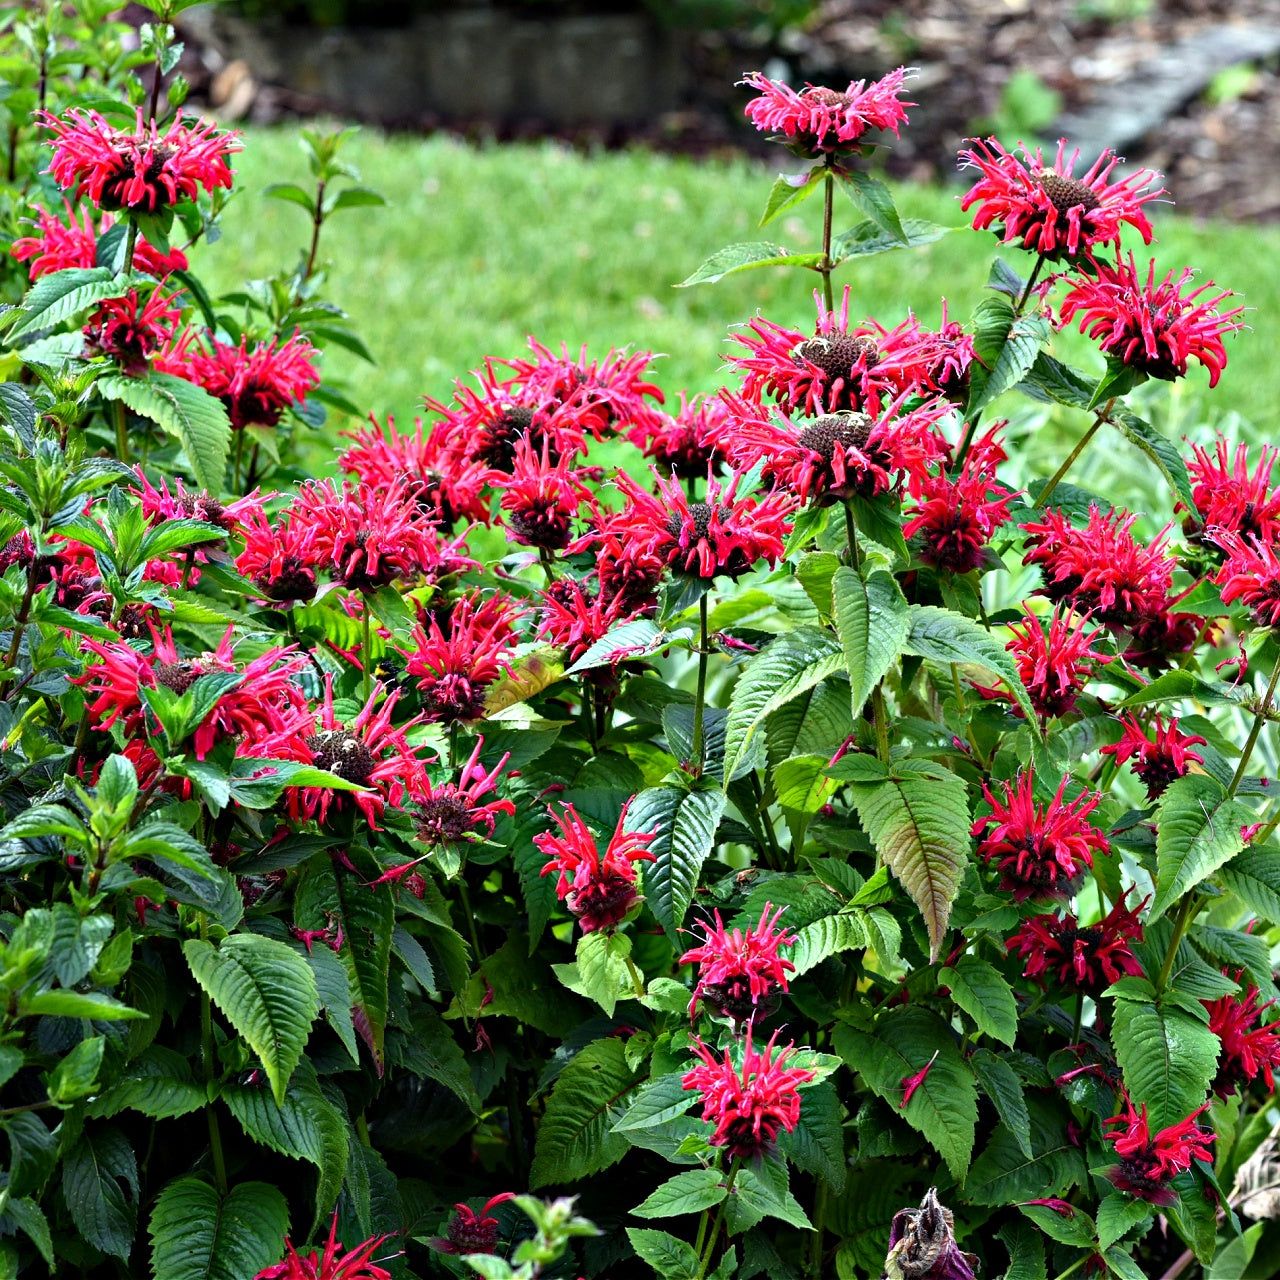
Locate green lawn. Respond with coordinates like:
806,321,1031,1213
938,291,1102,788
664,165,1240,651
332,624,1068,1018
203,127,1275,483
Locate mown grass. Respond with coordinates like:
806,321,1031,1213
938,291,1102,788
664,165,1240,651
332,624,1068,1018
203,126,1276,481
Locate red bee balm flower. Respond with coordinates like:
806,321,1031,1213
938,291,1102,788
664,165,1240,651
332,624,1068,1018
577,468,794,581
41,108,238,212
13,203,187,279
1059,254,1245,388
1186,439,1280,543
535,799,657,933
1212,531,1280,629
682,1028,816,1160
974,770,1110,902
84,288,182,374
741,67,913,157
957,138,1163,261
235,504,322,604
427,1193,516,1256
414,736,515,847
254,1213,392,1280
1204,979,1280,1098
629,393,730,480
680,902,797,1024
1103,1096,1214,1205
402,592,524,724
1100,714,1207,801
535,579,647,671
497,436,589,551
160,331,319,430
1008,894,1145,996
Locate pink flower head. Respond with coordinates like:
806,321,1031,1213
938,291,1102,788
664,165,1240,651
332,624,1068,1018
629,392,730,480
254,1212,393,1280
535,798,657,934
980,604,1113,723
957,138,1163,261
1204,978,1280,1098
132,468,264,539
1021,505,1175,628
904,427,1016,573
1186,439,1280,544
13,203,187,279
679,902,797,1024
1008,892,1146,996
502,338,666,441
402,591,524,724
536,578,646,670
427,1193,516,1256
1100,714,1207,801
594,533,666,613
1212,530,1280,629
159,330,320,430
83,288,182,375
575,467,794,581
339,414,495,529
414,736,515,847
1060,254,1245,388
975,770,1110,902
1103,1095,1214,1205
496,434,589,551
234,503,323,604
721,390,950,508
741,67,913,158
1123,594,1212,672
682,1027,815,1159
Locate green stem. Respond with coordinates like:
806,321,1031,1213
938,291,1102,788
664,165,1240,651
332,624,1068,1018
458,878,483,960
232,430,246,493
114,399,130,466
1156,893,1201,994
1032,401,1112,510
1229,647,1280,797
871,685,891,764
199,921,228,1196
696,1159,740,1280
1071,991,1084,1045
448,721,460,773
1015,253,1046,315
361,603,373,704
820,168,835,314
808,1181,828,1279
1050,1255,1091,1280
843,499,860,568
122,218,139,276
623,953,645,999
3,560,39,677
691,593,709,776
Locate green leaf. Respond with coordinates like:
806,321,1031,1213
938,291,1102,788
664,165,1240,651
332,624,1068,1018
830,218,953,261
45,1035,105,1104
832,565,910,717
61,1125,138,1260
222,1061,347,1234
677,242,825,287
262,182,316,213
834,1005,977,1182
844,761,971,961
148,1177,289,1280
12,267,133,338
0,1197,53,1269
626,1227,700,1280
182,934,319,1106
777,1079,846,1193
759,168,823,227
788,912,867,977
905,604,1039,729
1096,1193,1152,1250
940,955,1018,1046
969,1049,1032,1159
1112,995,1219,1130
732,1162,812,1230
1018,1203,1095,1248
1108,407,1196,510
614,1071,696,1133
835,170,907,244
393,1004,480,1113
1220,848,1280,923
723,627,843,783
1104,1247,1150,1280
997,1219,1047,1280
326,186,388,214
553,930,634,1017
632,1168,728,1219
530,1037,644,1187
18,990,144,1020
563,618,669,675
86,1045,205,1121
966,1095,1087,1206
626,784,727,943
1150,774,1253,921
96,372,230,494
966,295,1051,414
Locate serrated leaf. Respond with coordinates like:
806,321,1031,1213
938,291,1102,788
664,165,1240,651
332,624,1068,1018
777,1079,846,1193
723,627,844,783
1219,848,1280,923
632,1168,728,1218
86,1045,205,1121
148,1176,289,1280
905,604,1039,729
1096,1193,1152,1250
941,954,1018,1046
530,1037,644,1187
97,372,230,494
832,565,910,717
966,296,1050,414
970,1048,1033,1158
1108,408,1196,510
732,1162,811,1230
997,1219,1046,1280
12,267,134,338
966,1094,1087,1206
182,934,318,1105
625,784,727,943
1112,996,1219,1129
61,1126,138,1260
677,242,825,286
788,912,866,977
1150,774,1253,921
555,930,633,1017
845,761,970,961
613,1072,696,1133
835,170,907,243
830,217,952,261
759,168,823,227
563,619,669,675
834,1005,977,1182
626,1227,700,1280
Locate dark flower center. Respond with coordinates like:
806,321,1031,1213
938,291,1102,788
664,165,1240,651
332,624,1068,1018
803,87,853,109
701,975,780,1025
416,793,478,845
1036,171,1102,216
306,729,377,785
257,556,317,603
448,1213,499,1253
796,335,880,382
797,413,874,461
176,492,232,530
154,659,203,694
666,501,726,544
475,406,540,471
508,502,572,551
